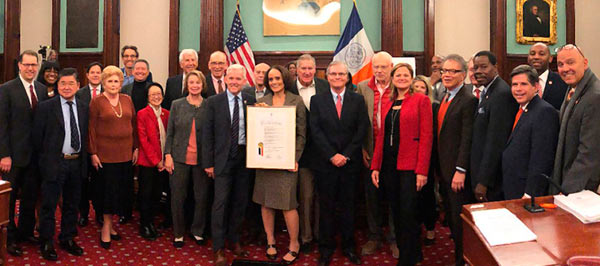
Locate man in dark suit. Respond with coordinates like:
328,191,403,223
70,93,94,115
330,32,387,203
470,51,519,202
289,54,329,253
310,61,369,266
523,4,549,37
242,62,271,99
0,50,49,256
33,68,88,261
552,45,600,194
433,54,478,266
76,61,103,227
527,42,568,110
202,64,256,266
204,51,229,98
162,49,199,110
502,65,559,200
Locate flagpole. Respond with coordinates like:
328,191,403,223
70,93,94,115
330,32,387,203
236,0,242,19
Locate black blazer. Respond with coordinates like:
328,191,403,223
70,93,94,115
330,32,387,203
433,84,478,183
289,78,329,168
309,89,369,174
542,71,568,110
32,96,88,181
470,77,519,192
76,85,102,106
501,96,558,200
202,91,256,176
0,78,48,167
162,74,184,110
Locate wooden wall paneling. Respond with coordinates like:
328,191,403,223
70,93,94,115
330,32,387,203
566,0,575,44
3,0,20,82
381,0,403,56
51,0,60,50
199,0,223,75
424,0,435,76
490,0,508,79
58,53,103,85
102,0,120,67
168,0,179,77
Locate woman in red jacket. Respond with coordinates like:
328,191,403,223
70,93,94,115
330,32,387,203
370,63,433,266
136,83,169,240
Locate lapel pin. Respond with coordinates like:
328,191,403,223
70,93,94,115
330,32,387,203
524,109,528,113
549,81,553,85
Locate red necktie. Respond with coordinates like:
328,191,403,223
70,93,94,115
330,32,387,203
92,87,98,98
336,94,342,119
475,88,480,99
512,108,523,131
29,85,38,109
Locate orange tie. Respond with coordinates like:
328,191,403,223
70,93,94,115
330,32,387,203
512,108,523,131
437,94,451,135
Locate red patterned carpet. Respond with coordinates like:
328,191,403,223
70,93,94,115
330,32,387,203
9,211,455,266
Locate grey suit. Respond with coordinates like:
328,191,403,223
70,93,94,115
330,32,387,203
552,68,600,194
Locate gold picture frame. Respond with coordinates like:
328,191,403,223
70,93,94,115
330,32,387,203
516,0,557,44
262,0,340,36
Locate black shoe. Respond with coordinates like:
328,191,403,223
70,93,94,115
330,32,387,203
7,241,22,256
110,233,122,241
266,244,278,260
99,236,111,249
59,239,84,256
149,223,161,237
191,234,205,246
173,239,184,248
20,235,40,244
300,241,313,254
318,254,331,266
40,241,58,261
140,226,156,240
282,250,299,265
342,251,362,265
78,217,89,227
119,216,130,224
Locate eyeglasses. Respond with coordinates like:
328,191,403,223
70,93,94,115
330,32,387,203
440,69,464,75
328,72,348,77
555,44,584,57
21,63,37,68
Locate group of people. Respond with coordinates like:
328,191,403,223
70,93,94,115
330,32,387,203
0,41,598,266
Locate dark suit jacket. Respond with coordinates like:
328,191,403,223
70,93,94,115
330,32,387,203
470,77,519,194
32,96,88,181
76,85,102,106
434,84,478,183
309,89,369,174
289,78,329,168
502,96,558,199
162,74,184,111
202,91,256,176
242,86,272,99
0,78,48,167
204,71,221,99
542,71,568,110
552,68,600,194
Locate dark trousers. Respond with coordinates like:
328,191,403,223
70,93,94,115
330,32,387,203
418,173,438,231
79,161,101,220
170,162,211,238
440,178,471,266
211,147,250,250
381,167,419,266
138,166,168,226
363,167,395,242
119,166,135,219
4,162,40,242
39,158,82,242
315,169,358,257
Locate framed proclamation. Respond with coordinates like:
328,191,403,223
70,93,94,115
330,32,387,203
246,106,296,170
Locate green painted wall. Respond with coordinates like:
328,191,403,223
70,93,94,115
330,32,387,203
0,0,4,53
180,0,425,52
179,0,201,51
60,0,104,52
506,0,566,54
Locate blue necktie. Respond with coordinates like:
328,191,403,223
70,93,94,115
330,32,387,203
230,96,239,158
67,101,80,151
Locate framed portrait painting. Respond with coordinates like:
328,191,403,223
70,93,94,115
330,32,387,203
516,0,557,44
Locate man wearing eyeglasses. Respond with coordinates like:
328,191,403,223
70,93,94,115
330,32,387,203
0,50,49,256
470,51,519,203
551,45,600,194
204,51,229,98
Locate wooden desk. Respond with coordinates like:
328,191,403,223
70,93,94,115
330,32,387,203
0,181,10,266
462,196,600,265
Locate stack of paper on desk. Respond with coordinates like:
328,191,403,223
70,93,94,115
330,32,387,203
554,190,600,224
471,208,537,246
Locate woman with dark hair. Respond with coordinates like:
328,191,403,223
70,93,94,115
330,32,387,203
136,82,170,240
285,61,297,81
370,63,433,266
36,60,60,98
164,70,211,248
253,65,306,264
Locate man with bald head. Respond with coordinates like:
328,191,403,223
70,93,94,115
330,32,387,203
242,63,271,99
356,51,397,257
162,49,199,110
527,42,568,110
205,51,229,98
551,45,600,194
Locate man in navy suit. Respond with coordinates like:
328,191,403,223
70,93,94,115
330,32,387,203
33,68,88,260
470,51,519,202
527,42,568,110
0,50,49,256
203,64,256,266
310,61,369,266
502,65,558,200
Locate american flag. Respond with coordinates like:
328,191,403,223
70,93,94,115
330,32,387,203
225,4,256,86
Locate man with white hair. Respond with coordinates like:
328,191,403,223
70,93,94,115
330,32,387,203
162,49,199,110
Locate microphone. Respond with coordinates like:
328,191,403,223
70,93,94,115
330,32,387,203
541,173,569,196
